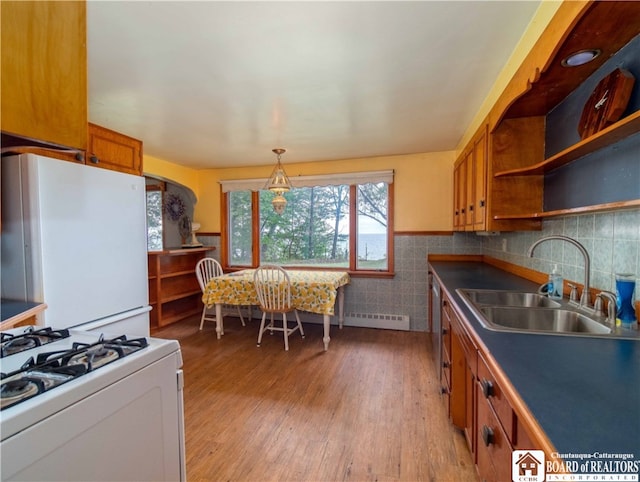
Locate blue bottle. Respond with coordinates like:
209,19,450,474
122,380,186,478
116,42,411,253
615,274,637,328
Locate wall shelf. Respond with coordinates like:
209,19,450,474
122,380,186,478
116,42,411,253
160,269,196,279
493,199,640,220
494,110,640,178
159,290,202,304
147,247,213,329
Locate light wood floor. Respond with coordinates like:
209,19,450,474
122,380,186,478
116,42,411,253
154,316,478,482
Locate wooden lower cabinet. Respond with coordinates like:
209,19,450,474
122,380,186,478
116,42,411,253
476,353,515,482
440,301,452,410
148,248,213,329
441,292,476,451
439,290,543,481
476,387,513,482
462,329,478,459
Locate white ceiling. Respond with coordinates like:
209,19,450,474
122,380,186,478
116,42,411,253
87,1,541,169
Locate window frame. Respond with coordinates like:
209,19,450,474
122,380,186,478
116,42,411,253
221,180,394,277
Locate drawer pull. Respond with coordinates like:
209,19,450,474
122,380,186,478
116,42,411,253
89,155,100,164
481,379,494,398
481,425,494,446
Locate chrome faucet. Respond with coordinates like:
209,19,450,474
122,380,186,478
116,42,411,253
527,235,591,308
595,290,617,325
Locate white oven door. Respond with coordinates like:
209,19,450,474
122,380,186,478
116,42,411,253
0,352,185,481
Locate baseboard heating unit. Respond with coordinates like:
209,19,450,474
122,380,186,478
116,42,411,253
296,311,410,331
343,312,410,331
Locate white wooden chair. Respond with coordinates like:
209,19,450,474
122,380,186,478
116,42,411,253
253,265,304,351
196,258,246,331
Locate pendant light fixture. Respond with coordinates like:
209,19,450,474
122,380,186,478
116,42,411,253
265,148,292,214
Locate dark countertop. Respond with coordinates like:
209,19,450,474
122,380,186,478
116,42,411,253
1,299,46,329
429,261,640,457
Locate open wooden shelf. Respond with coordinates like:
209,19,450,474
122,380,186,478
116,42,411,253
159,289,202,304
160,269,195,279
493,199,640,220
494,110,640,178
159,308,202,327
148,247,213,329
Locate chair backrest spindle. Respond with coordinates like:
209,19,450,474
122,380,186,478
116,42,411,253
253,265,292,312
196,257,224,293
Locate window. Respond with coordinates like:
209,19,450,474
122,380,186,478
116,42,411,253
146,186,163,251
228,190,253,266
356,182,389,271
223,171,393,273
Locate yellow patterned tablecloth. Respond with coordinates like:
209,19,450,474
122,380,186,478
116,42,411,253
203,269,350,316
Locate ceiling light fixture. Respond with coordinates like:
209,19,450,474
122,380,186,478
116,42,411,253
265,148,292,214
561,49,601,67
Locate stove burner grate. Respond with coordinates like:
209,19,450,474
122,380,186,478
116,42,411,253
0,334,148,411
0,377,45,408
0,327,70,358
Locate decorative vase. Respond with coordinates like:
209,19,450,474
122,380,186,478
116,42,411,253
615,273,637,328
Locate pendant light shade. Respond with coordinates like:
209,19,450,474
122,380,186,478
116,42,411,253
265,148,292,214
265,148,291,193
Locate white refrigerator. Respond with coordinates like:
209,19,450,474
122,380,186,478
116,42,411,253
1,154,151,336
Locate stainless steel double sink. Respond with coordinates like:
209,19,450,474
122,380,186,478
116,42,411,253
455,289,634,338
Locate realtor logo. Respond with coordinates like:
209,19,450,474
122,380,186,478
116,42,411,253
512,450,545,482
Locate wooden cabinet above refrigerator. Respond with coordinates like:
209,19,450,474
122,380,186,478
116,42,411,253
1,1,88,152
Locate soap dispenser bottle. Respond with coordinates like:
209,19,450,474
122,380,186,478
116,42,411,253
548,264,563,299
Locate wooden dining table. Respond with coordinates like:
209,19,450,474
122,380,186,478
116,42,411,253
202,269,350,350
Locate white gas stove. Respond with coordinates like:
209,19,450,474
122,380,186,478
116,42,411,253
0,326,185,481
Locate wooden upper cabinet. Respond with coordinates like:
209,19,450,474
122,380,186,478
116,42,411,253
453,122,497,232
453,165,462,230
464,150,474,230
471,126,487,231
487,2,640,221
87,123,143,176
1,1,87,151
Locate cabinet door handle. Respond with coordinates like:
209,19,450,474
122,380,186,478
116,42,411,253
441,386,448,395
461,208,465,214
481,425,494,446
481,378,494,398
469,204,474,212
89,155,100,164
442,328,448,335
442,361,450,368
480,199,485,207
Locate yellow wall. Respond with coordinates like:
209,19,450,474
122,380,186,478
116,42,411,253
144,151,454,233
143,154,200,197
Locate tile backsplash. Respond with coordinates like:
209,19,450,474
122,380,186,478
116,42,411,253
483,208,640,302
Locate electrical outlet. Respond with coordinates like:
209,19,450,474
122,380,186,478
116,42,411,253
501,239,508,252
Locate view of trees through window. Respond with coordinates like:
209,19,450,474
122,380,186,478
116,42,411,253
146,190,163,251
228,182,389,270
228,191,253,266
